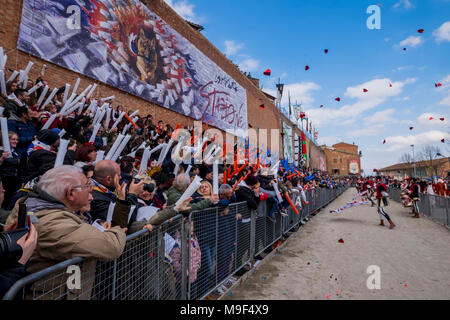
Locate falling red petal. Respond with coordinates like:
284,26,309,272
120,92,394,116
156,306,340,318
440,118,445,121
363,88,368,93
338,239,344,243
383,140,386,144
418,29,424,34
441,139,445,143
335,97,341,102
263,69,271,76
409,127,414,130
305,65,310,71
429,117,433,120
324,49,329,54
320,105,324,108
389,84,393,87
259,104,265,109
403,48,407,51
435,83,442,87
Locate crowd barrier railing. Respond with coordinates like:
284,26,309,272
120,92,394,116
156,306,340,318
3,184,349,300
388,187,449,227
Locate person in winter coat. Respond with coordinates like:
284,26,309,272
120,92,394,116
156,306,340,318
5,166,127,300
7,107,36,158
0,132,23,209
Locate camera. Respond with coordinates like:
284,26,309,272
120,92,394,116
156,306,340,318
0,228,28,267
134,178,155,193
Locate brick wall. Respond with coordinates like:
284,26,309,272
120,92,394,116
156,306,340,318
1,0,325,169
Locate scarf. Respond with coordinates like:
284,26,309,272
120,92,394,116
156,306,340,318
91,179,117,198
27,140,55,156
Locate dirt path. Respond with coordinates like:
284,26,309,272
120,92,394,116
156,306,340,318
225,188,450,300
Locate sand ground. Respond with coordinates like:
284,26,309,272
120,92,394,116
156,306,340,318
224,188,450,300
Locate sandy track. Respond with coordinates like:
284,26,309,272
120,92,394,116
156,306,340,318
225,188,450,300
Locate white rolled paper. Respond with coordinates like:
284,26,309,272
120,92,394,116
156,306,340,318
72,78,80,96
95,150,105,164
0,70,6,96
1,118,11,154
24,61,33,75
173,163,180,175
21,73,28,89
273,183,284,203
41,114,57,130
109,111,124,132
41,64,47,77
213,160,219,195
28,82,43,95
6,70,19,83
104,133,124,160
86,83,97,99
0,47,5,70
69,84,92,108
111,134,131,162
149,143,166,157
89,123,101,143
105,107,112,129
121,123,131,135
92,106,104,125
157,139,174,165
185,165,192,176
40,87,58,110
59,129,66,137
63,84,70,103
0,107,4,116
54,139,69,168
36,85,49,108
175,175,203,207
129,110,139,118
139,148,151,174
101,95,115,102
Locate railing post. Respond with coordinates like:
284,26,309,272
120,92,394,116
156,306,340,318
181,217,187,300
249,209,256,263
112,260,117,300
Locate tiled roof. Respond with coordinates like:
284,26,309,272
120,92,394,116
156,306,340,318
379,158,449,171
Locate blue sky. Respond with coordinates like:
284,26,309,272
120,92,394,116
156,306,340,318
164,0,450,175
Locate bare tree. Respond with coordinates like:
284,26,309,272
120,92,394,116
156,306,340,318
399,152,413,163
418,146,442,176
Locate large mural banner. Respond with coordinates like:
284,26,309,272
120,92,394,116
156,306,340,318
17,0,248,134
283,122,293,163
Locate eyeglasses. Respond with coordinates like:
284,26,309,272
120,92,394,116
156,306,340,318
74,181,93,192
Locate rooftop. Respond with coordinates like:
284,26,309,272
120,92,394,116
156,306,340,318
379,157,450,171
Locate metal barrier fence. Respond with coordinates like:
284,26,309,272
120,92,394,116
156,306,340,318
388,187,449,227
3,185,349,300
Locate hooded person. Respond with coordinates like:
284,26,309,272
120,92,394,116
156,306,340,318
234,174,261,210
25,129,74,183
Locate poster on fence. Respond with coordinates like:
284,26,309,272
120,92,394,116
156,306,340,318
16,0,248,135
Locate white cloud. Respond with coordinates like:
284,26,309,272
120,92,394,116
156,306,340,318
393,0,414,9
397,36,424,48
224,40,244,56
318,136,342,146
347,125,383,138
395,65,413,72
364,109,396,124
380,131,450,152
437,74,450,105
417,113,449,126
304,78,416,127
265,82,321,107
433,21,450,43
164,0,197,21
439,95,450,106
237,57,260,72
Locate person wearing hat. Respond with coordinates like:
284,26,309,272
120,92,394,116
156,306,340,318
25,129,74,183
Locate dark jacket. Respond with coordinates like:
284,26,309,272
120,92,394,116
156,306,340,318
258,175,275,191
4,100,22,119
90,187,133,228
7,119,36,157
0,149,21,177
235,185,260,210
0,263,28,299
25,149,74,183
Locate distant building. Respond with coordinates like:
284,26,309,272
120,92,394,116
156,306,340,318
378,157,450,179
321,142,362,176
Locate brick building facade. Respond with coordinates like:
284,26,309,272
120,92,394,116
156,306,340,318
322,142,361,176
1,0,326,169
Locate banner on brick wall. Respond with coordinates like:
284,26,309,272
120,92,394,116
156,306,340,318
282,122,293,163
16,0,248,135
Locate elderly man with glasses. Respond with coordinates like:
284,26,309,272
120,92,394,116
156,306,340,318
5,165,127,280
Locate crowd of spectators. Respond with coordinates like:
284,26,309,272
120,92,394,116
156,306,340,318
0,67,348,299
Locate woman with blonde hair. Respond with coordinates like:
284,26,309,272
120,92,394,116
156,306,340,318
0,131,22,209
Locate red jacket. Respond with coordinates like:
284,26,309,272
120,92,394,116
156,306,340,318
376,183,387,198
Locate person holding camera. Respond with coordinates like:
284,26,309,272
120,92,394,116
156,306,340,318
0,177,37,298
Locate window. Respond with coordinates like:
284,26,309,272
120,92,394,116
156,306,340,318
333,158,338,163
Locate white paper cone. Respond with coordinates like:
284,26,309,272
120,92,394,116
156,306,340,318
104,134,124,160
40,87,58,110
213,160,219,195
63,84,70,103
21,74,28,89
28,82,43,95
95,150,105,164
0,71,6,96
6,71,19,83
59,129,66,137
41,114,57,130
109,111,124,132
273,183,283,203
129,110,139,118
24,61,33,75
175,175,202,207
101,95,115,102
1,118,11,154
185,165,192,176
149,143,166,157
36,85,49,108
89,123,101,143
0,107,4,116
158,139,174,165
72,78,80,96
173,163,180,175
86,83,97,99
54,139,69,168
139,148,151,174
105,107,112,129
111,134,131,161
41,64,47,77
